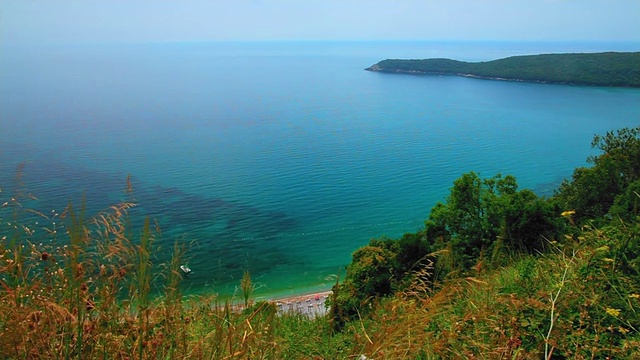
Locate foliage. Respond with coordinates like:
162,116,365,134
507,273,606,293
0,187,355,359
556,126,640,223
331,172,561,328
240,270,253,308
330,240,397,329
426,172,560,269
331,126,640,357
337,219,640,359
368,52,640,87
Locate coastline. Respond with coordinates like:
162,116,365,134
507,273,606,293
189,287,333,317
218,289,333,317
254,286,333,304
365,51,640,88
269,290,332,303
250,282,334,302
269,290,332,317
366,68,597,87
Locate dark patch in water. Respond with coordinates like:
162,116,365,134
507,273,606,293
2,160,300,293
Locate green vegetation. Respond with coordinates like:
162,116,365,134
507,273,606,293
556,126,640,223
2,126,640,358
329,125,640,358
366,52,640,87
241,270,253,308
0,189,350,359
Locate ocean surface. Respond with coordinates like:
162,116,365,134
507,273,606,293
1,41,639,299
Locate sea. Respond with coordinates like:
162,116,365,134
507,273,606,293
1,41,639,300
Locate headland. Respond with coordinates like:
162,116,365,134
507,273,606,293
366,52,640,87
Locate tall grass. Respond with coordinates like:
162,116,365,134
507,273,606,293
2,179,639,359
0,183,352,359
340,221,640,359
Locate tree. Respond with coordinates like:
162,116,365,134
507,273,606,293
330,240,398,327
556,126,640,222
501,189,560,253
425,172,558,269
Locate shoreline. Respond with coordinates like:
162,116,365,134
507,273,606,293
269,290,332,318
366,68,603,87
365,51,640,88
192,288,333,317
269,290,332,303
250,282,334,303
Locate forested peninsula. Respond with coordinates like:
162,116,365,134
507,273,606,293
366,52,640,87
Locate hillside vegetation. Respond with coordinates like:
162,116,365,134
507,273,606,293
366,52,640,87
1,126,639,359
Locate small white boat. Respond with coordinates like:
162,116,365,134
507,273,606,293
180,265,192,275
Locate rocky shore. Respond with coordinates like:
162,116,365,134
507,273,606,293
272,290,332,318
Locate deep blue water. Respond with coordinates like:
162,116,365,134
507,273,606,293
1,41,639,299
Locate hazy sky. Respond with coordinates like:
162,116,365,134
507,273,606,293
1,0,639,44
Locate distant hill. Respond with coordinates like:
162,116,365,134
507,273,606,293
365,52,640,87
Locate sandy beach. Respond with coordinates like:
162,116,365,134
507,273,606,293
271,290,332,318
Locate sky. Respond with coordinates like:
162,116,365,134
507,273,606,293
1,0,639,44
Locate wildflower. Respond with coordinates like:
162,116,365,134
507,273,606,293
605,308,621,317
561,210,576,217
629,294,640,299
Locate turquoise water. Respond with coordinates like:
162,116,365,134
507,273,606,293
1,41,639,298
